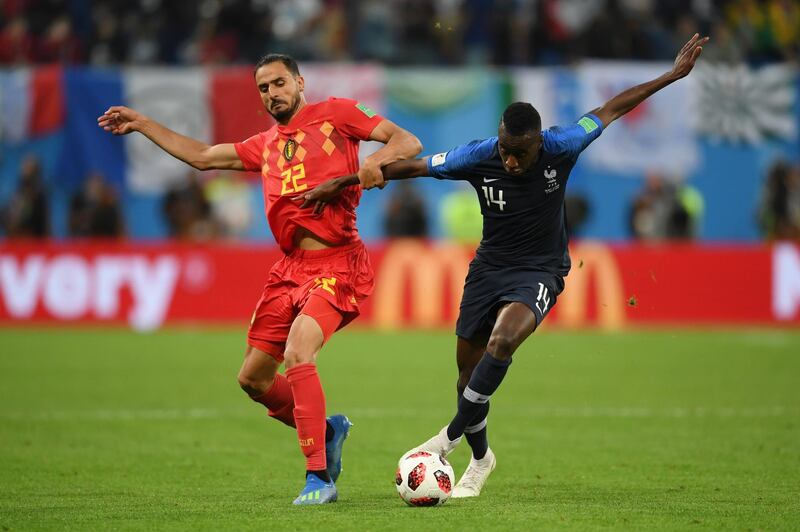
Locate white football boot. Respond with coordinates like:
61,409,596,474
452,447,496,498
409,426,462,458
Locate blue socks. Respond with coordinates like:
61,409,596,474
447,352,511,444
464,406,490,460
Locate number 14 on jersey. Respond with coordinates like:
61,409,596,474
481,185,506,211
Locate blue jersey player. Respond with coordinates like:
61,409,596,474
302,33,709,498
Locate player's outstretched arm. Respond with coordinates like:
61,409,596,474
298,159,429,213
96,106,244,171
359,120,423,189
590,33,709,128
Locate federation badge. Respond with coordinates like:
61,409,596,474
284,138,297,161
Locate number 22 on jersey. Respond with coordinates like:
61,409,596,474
281,163,307,195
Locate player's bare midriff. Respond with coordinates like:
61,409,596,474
294,225,337,250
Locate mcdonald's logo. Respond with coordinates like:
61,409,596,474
370,241,625,330
373,240,472,329
557,242,625,330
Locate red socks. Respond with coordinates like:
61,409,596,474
286,362,327,471
248,364,327,471
249,373,296,428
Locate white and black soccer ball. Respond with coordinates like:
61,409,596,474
395,451,455,506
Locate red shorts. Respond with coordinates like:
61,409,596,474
247,240,374,361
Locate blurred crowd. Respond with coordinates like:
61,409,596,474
759,160,800,240
3,154,800,241
0,156,253,240
1,0,798,67
629,172,704,240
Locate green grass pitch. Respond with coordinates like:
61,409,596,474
1,327,798,530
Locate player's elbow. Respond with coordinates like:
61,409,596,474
394,129,422,158
189,159,211,171
189,151,214,171
408,133,423,157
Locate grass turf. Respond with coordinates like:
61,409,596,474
0,328,798,530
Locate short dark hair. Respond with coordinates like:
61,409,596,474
254,53,300,77
501,102,541,136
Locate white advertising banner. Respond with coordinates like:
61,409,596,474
577,61,700,176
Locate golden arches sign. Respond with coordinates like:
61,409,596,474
373,240,471,329
558,242,625,330
371,240,626,330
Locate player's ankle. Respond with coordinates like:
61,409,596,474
445,425,463,442
308,469,331,483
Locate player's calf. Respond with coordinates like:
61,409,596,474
446,352,512,441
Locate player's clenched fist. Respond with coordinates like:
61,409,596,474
97,106,146,135
357,159,386,190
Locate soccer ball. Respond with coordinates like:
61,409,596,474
395,450,455,506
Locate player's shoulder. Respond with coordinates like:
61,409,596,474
430,137,497,173
259,125,280,143
542,114,603,155
541,126,566,154
326,96,357,106
316,97,359,113
309,97,378,120
239,125,277,146
453,136,498,159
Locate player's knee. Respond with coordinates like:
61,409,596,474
283,346,313,369
486,332,516,360
237,370,274,397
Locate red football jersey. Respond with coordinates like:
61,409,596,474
234,97,383,253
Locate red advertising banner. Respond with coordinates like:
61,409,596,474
0,241,798,330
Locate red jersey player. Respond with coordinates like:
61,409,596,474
97,54,421,505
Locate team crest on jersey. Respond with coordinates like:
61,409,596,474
544,167,559,194
284,139,297,161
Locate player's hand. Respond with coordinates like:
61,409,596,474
358,160,386,190
97,106,145,135
670,33,709,80
295,178,344,215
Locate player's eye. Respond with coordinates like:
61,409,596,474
501,148,524,159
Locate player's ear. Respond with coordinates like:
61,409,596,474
296,75,305,94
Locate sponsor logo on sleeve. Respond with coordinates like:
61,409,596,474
578,116,598,134
431,153,447,167
355,102,376,118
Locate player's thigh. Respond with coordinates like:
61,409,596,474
248,281,294,362
238,345,282,395
284,297,341,369
488,302,539,359
299,293,344,344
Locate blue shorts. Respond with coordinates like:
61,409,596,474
455,259,564,341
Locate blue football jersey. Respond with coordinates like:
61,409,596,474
426,114,603,274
